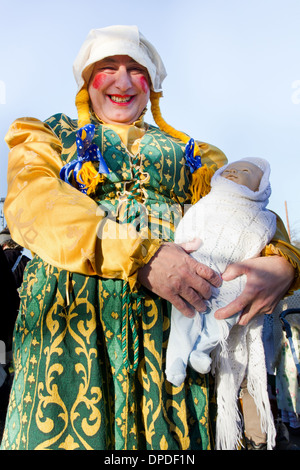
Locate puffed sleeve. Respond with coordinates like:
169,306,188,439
262,214,300,294
195,140,228,169
4,118,162,291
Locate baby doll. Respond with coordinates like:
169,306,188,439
165,157,277,449
166,157,277,385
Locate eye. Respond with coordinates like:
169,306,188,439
100,66,117,72
94,63,117,73
129,67,147,75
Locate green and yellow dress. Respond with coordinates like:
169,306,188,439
1,113,299,450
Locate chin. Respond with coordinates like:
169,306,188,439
110,114,138,125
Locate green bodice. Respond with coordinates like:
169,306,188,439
46,113,192,240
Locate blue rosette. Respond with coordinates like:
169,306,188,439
60,124,109,194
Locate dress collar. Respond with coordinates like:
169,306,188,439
90,109,148,154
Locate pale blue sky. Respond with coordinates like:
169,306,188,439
0,0,299,238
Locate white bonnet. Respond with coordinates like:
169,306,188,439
73,25,167,93
238,157,271,193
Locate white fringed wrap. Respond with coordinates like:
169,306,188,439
212,316,276,450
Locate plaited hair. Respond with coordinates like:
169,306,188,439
75,85,91,128
150,91,201,157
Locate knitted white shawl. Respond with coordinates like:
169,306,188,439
172,158,277,449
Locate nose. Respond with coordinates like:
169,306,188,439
115,66,132,91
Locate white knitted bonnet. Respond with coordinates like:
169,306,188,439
211,157,272,203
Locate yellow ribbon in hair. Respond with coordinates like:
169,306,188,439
150,91,216,203
61,90,110,195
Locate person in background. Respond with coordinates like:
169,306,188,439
1,25,299,450
0,227,29,353
0,227,30,291
0,227,29,441
265,291,300,449
0,243,18,368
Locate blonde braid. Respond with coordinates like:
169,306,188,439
150,91,215,203
75,85,91,128
150,91,201,156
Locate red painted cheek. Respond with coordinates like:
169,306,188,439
92,72,106,90
140,76,150,94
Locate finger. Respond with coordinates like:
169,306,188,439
238,300,276,326
178,238,202,253
238,308,266,326
177,285,208,312
169,294,196,318
221,263,244,282
238,310,253,326
175,243,222,290
194,261,222,289
214,295,249,320
169,254,214,300
179,265,213,300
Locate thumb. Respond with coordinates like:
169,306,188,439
178,238,202,253
222,262,244,281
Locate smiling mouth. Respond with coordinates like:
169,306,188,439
109,95,134,104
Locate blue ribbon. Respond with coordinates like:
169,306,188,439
184,138,202,174
60,124,109,194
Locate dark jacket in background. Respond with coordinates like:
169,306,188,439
0,247,29,351
3,249,30,290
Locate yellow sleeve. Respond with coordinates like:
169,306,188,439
4,118,161,290
262,213,300,294
196,140,228,169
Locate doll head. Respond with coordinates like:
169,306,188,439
211,157,272,204
221,160,263,191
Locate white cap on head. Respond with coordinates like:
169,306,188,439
73,25,167,93
238,157,271,193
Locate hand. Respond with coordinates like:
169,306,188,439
214,255,295,325
137,239,222,318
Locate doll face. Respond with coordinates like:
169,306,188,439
221,161,263,191
88,55,151,125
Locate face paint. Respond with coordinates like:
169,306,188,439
88,55,150,125
139,76,149,94
92,72,106,90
